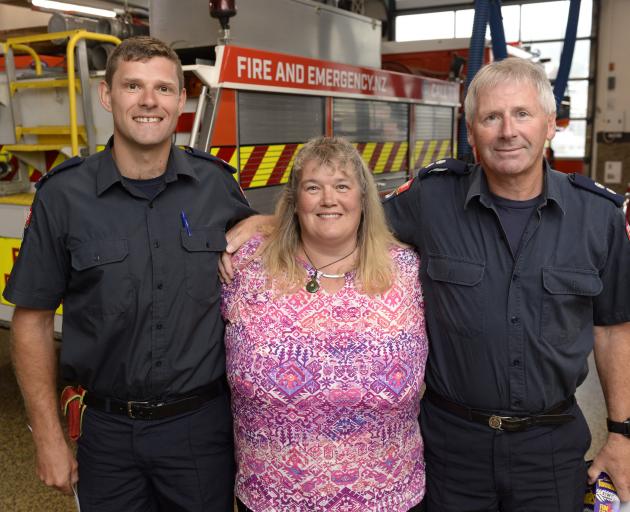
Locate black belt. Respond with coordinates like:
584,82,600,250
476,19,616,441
425,389,575,432
83,376,228,420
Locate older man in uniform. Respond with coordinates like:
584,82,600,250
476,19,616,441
4,36,254,511
383,58,630,510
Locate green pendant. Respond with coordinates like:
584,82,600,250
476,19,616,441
305,276,320,293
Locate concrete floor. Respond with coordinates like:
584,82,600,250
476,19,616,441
0,326,608,511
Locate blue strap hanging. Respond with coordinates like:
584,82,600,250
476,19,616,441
488,0,508,61
553,0,581,113
458,0,508,160
458,0,491,160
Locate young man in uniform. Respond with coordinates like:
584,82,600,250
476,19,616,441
222,58,630,511
5,36,254,511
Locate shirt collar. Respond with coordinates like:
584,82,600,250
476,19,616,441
464,163,485,209
463,159,565,214
96,137,199,196
541,159,566,214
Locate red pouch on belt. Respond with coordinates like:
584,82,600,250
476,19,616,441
60,386,86,441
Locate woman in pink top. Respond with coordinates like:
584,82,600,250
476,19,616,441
221,137,428,512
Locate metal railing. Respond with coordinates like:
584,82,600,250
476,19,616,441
4,30,121,156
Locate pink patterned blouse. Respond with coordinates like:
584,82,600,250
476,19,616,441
221,235,428,512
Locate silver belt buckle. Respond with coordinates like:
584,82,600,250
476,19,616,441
488,415,510,430
126,400,150,419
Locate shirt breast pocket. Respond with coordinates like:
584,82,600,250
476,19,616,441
181,228,226,304
426,255,485,337
541,267,602,346
69,238,132,314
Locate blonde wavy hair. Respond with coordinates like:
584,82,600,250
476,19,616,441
261,136,398,295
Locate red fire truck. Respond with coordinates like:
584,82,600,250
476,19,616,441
0,2,459,327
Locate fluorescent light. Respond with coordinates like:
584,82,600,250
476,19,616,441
31,0,117,18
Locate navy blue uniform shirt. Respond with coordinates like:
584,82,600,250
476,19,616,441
4,142,255,401
384,160,630,414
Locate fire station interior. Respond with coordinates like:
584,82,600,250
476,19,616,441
0,0,627,510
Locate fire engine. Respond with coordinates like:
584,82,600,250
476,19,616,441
0,0,460,327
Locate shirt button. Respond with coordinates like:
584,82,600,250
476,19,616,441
512,274,519,281
153,240,160,248
157,282,163,290
156,323,163,330
155,360,162,367
512,359,521,367
513,399,521,407
510,316,519,324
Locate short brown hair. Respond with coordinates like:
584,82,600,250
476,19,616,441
105,36,184,90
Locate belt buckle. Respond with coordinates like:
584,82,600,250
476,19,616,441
488,415,511,431
126,400,151,419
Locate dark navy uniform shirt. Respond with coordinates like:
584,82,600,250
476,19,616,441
4,142,255,401
384,160,630,414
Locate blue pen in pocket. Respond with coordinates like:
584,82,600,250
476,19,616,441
180,210,192,236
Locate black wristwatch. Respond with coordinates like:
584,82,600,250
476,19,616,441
607,418,630,437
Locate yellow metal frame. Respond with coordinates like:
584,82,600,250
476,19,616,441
10,78,80,94
3,144,75,152
5,30,121,156
66,31,121,155
6,43,43,75
13,125,87,145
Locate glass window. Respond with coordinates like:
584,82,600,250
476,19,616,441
498,5,521,43
566,80,589,119
521,1,569,41
455,9,479,39
396,11,455,42
521,0,592,41
551,120,586,158
577,0,593,38
527,39,590,79
455,6,520,41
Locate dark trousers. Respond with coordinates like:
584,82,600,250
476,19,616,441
77,393,235,512
420,397,591,512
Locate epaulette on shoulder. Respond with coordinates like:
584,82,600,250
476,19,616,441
184,146,237,174
384,159,471,201
416,158,471,179
35,156,84,190
568,173,625,207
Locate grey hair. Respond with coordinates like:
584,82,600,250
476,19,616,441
464,58,556,122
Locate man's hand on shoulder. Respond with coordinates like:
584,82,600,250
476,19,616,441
220,214,275,283
588,434,630,500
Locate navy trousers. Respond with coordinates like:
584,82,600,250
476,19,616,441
420,397,591,512
77,393,235,511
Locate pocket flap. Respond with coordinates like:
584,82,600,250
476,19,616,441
181,229,227,252
542,267,602,296
71,239,128,271
427,255,485,286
